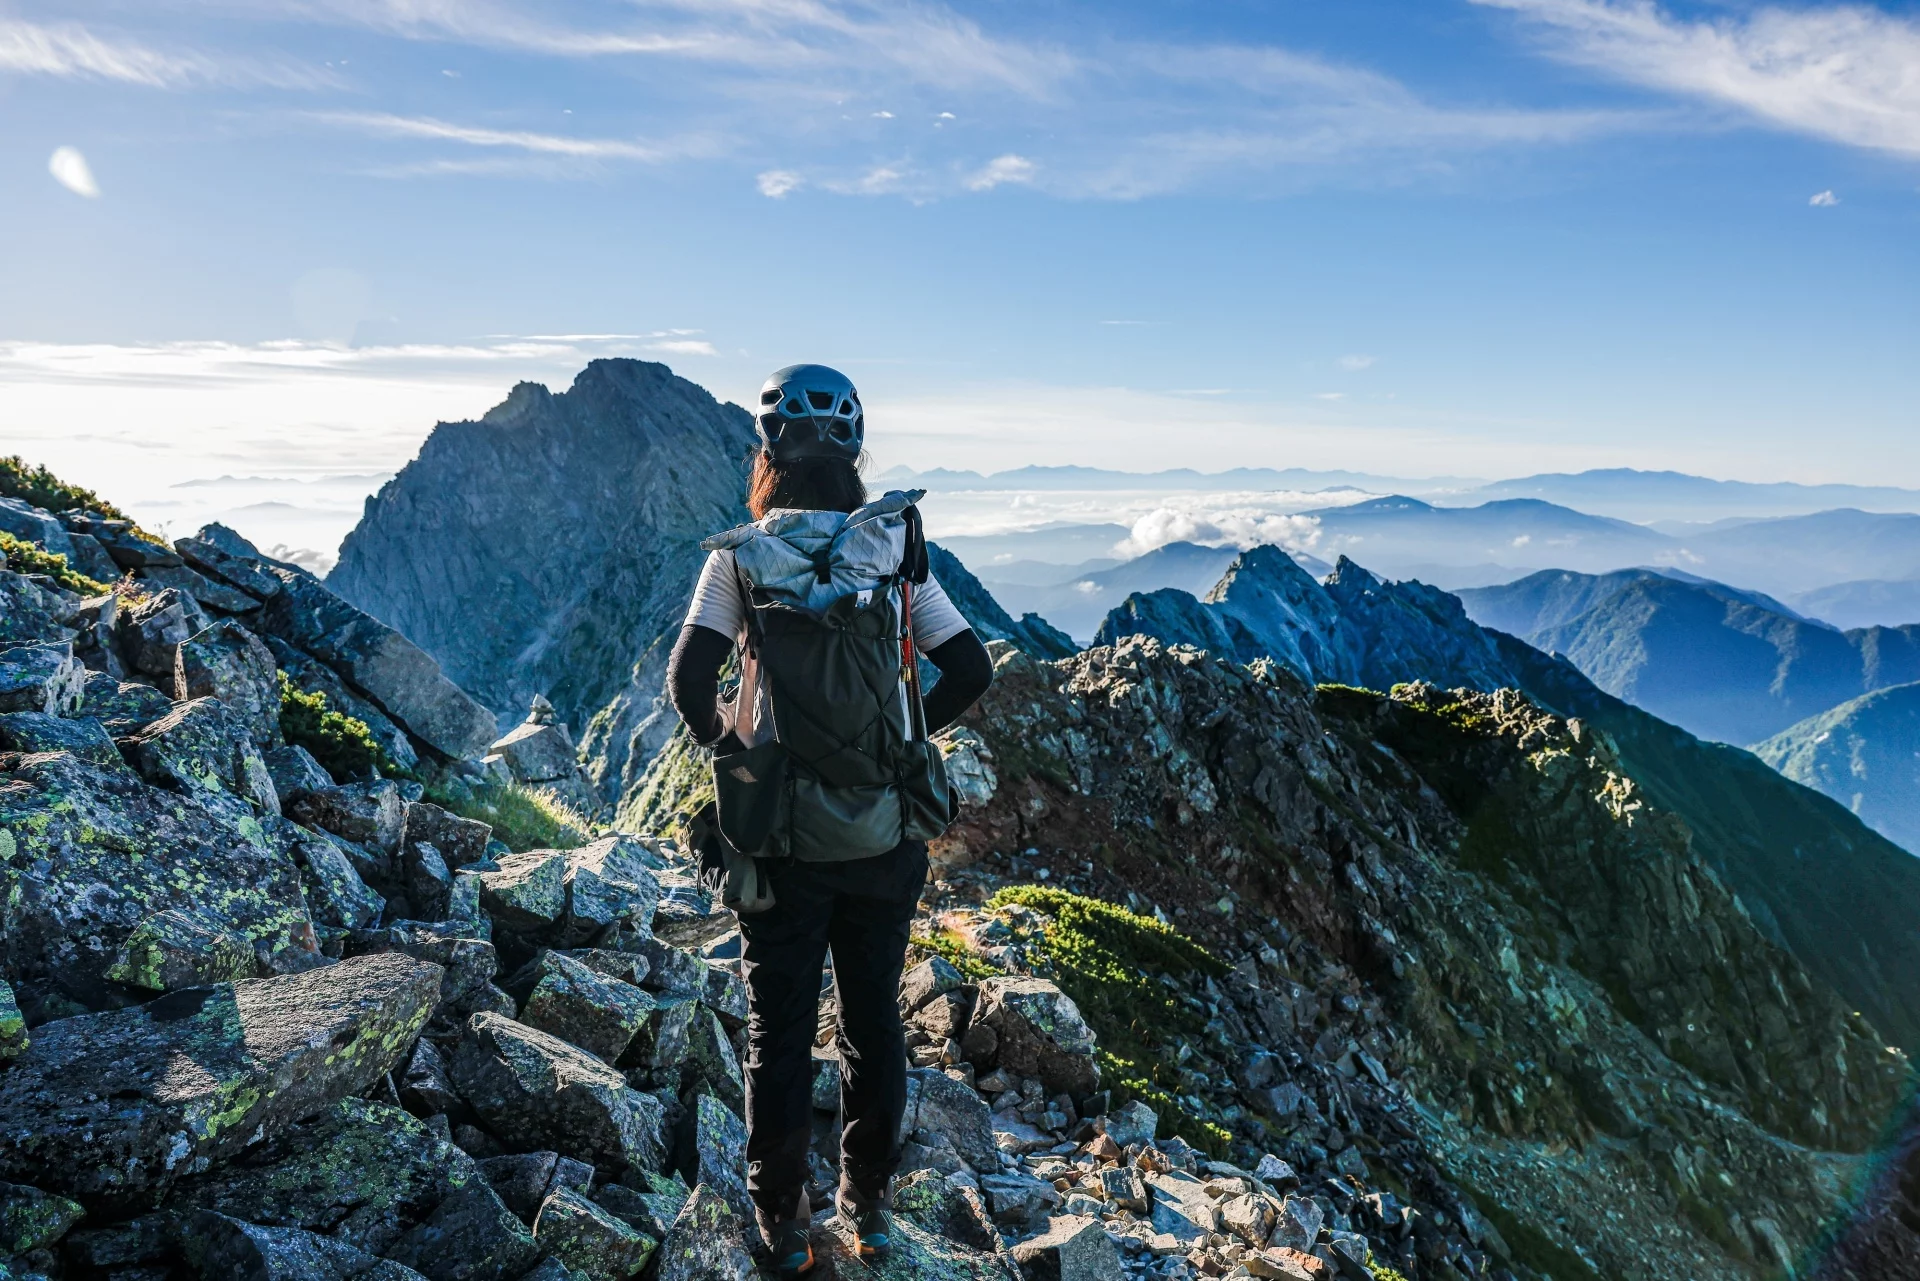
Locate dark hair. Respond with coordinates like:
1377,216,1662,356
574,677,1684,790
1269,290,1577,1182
746,449,867,519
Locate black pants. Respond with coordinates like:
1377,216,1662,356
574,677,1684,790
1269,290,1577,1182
736,839,928,1222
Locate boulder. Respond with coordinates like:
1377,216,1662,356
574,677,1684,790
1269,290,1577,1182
105,908,258,991
597,1171,689,1240
478,850,570,932
400,840,454,922
0,953,441,1211
0,708,126,770
901,956,967,1015
175,1211,429,1280
651,1184,756,1281
76,669,174,734
672,1094,750,1226
285,780,407,861
0,1181,84,1255
116,587,207,678
0,750,314,1012
978,1172,1059,1227
401,802,493,870
563,949,649,987
973,977,1099,1096
0,569,75,648
902,1068,999,1172
892,1170,1007,1253
1270,1194,1324,1253
1010,1215,1124,1281
474,1152,590,1222
69,590,124,675
623,994,698,1073
560,838,661,946
278,818,386,930
1222,1193,1279,1247
490,708,581,784
448,1013,667,1173
143,563,264,616
821,1200,1023,1280
518,951,655,1065
0,641,86,715
1095,1167,1147,1213
1145,1171,1217,1244
683,1006,746,1115
66,530,123,583
266,744,337,797
256,568,496,760
271,641,421,776
533,1187,656,1280
64,513,181,571
176,534,285,602
346,921,501,1029
1102,1100,1157,1148
175,620,282,747
164,1098,539,1281
0,496,75,560
399,1039,458,1119
119,695,280,817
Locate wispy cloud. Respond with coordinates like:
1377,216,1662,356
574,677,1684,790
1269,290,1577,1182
48,147,101,198
1339,354,1377,371
0,16,331,89
1810,188,1839,207
757,168,802,197
966,153,1035,191
1475,0,1920,157
314,111,699,161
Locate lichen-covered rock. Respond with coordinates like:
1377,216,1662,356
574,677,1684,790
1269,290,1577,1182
973,978,1098,1096
175,619,282,748
0,708,126,770
175,1211,430,1280
256,567,497,760
477,850,569,932
285,781,407,861
597,1171,689,1240
901,956,967,1016
0,569,75,649
0,1181,84,1255
1008,1214,1123,1281
0,982,25,1060
650,1183,755,1281
533,1187,656,1280
77,668,174,734
560,838,661,946
346,922,500,1030
892,1169,1008,1257
490,713,580,784
681,1006,744,1115
473,1152,590,1222
163,1098,538,1281
106,908,258,991
698,960,748,1031
518,951,654,1065
399,1039,458,1119
116,587,207,678
0,495,75,560
176,533,285,603
820,1203,1023,1280
142,562,265,616
448,1013,666,1173
622,994,698,1075
0,953,440,1212
0,749,314,1012
278,818,386,931
0,641,85,715
672,1094,750,1226
270,638,422,776
267,744,337,797
119,695,280,817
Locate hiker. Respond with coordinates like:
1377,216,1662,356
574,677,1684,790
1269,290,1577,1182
667,363,994,1275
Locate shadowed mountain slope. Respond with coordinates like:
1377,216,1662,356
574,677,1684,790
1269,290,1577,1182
1755,680,1920,855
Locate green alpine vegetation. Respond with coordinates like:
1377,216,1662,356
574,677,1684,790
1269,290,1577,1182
0,530,108,596
278,672,400,782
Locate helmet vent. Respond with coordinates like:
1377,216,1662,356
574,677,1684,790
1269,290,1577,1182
806,390,835,410
760,389,782,405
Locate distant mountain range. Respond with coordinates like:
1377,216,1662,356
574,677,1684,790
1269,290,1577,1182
976,542,1243,641
1756,683,1920,854
1456,568,1920,746
1789,577,1920,630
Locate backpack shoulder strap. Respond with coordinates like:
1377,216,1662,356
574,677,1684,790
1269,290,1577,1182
899,502,929,586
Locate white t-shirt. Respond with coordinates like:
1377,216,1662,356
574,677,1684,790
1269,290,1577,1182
684,547,971,746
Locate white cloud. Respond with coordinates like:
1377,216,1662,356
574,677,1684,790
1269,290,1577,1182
48,147,100,198
1315,392,1347,401
648,339,719,356
872,110,894,118
0,16,331,89
1338,354,1376,371
757,168,802,197
1475,0,1920,157
313,111,690,160
1810,188,1839,206
966,153,1036,190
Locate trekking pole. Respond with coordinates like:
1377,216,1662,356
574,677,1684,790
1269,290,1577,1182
901,578,928,741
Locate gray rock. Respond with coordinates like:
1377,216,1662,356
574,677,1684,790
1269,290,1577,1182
821,1203,1024,1280
1096,1167,1147,1213
892,1168,1007,1255
811,1049,842,1113
977,1172,1059,1227
66,530,122,583
597,1170,689,1240
562,949,649,987
141,562,263,616
1102,1100,1157,1149
477,850,570,931
401,841,454,922
900,956,967,1015
116,587,207,678
399,1039,458,1119
175,619,282,747
673,1094,750,1227
0,952,441,1211
489,716,580,784
533,1187,655,1280
176,1211,430,1280
682,1006,746,1115
271,639,421,776
632,939,707,998
561,838,661,947
256,567,496,760
119,695,280,817
1253,1154,1298,1189
0,708,126,770
401,802,493,870
279,817,386,930
63,514,181,571
267,742,338,796
345,921,500,1028
0,568,76,649
0,641,86,715
287,780,408,861
0,749,315,1011
518,950,655,1064
0,495,75,560
624,994,698,1072
1010,1215,1124,1281
902,1068,999,1172
0,981,25,1060
105,908,257,990
448,1012,666,1173
176,534,285,602
1221,1193,1279,1247
1270,1194,1324,1253
165,1098,539,1281
973,977,1099,1097
1145,1171,1217,1243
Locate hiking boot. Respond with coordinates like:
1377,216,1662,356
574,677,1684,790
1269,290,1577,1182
757,1191,815,1278
837,1179,893,1262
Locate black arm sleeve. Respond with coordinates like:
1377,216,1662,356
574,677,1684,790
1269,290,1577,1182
921,628,993,735
667,624,736,746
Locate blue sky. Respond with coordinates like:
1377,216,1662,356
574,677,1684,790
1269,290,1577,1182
4,0,1920,555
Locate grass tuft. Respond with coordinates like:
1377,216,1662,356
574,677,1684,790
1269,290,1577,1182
278,672,399,782
427,779,594,852
0,529,109,595
0,454,166,544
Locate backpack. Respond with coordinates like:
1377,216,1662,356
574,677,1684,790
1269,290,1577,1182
700,489,958,886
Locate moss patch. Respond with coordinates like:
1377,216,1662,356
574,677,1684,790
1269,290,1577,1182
985,886,1231,1154
279,672,399,781
0,529,108,595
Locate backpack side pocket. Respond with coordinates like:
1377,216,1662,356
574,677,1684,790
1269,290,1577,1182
899,737,960,842
712,739,792,859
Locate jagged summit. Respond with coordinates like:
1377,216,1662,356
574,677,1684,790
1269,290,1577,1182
329,359,758,810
